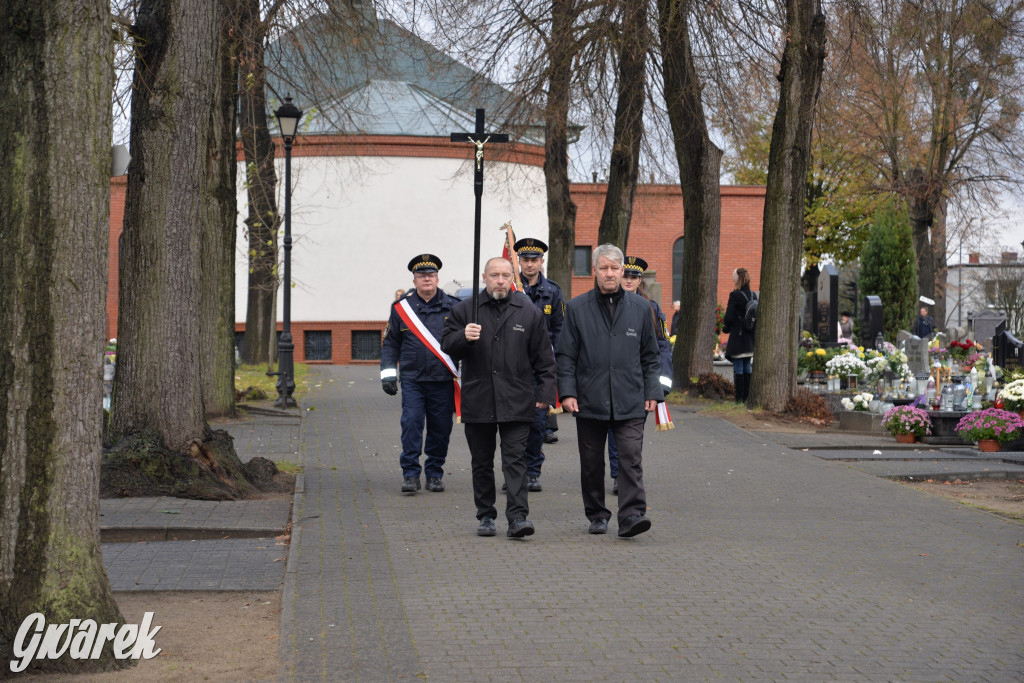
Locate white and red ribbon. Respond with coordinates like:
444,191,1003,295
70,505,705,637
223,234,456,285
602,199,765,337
654,401,674,431
394,298,462,420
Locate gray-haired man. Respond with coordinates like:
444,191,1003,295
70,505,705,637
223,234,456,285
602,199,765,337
556,244,662,538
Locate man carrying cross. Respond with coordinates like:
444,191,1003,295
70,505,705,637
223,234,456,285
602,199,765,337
381,254,460,494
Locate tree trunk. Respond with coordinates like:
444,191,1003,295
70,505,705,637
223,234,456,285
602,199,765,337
111,0,221,452
907,166,936,310
931,195,948,328
657,0,724,384
544,0,579,296
201,0,241,418
597,0,647,250
238,0,280,365
0,1,128,672
750,0,827,410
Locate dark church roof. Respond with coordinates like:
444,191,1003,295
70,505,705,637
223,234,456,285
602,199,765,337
266,11,550,144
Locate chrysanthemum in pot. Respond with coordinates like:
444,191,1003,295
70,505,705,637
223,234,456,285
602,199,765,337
881,405,932,443
955,409,1024,452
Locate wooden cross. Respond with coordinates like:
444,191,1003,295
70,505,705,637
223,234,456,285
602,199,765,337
450,108,509,321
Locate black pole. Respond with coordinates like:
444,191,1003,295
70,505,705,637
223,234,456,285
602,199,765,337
275,136,297,408
472,160,483,323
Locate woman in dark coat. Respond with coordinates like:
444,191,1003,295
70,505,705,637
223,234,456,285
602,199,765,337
723,267,755,402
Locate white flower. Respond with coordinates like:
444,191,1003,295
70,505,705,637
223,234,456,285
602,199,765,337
826,353,868,377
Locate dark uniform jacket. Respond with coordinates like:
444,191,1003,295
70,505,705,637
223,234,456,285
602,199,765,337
441,291,556,423
381,290,459,383
648,299,673,392
556,287,662,421
722,285,755,360
521,271,565,351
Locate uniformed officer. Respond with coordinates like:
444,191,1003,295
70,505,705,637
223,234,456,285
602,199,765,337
381,254,459,494
608,256,673,493
514,237,565,492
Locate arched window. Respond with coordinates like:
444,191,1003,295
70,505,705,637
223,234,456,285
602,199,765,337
672,237,684,301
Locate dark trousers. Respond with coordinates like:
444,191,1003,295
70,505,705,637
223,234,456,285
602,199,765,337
607,414,648,479
576,416,647,525
399,380,454,478
464,421,531,523
524,405,548,477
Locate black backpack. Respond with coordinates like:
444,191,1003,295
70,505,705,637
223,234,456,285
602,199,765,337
742,291,758,331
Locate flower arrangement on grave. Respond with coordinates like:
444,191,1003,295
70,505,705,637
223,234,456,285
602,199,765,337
104,338,117,365
841,392,873,411
963,351,987,374
825,352,867,379
715,303,725,336
997,379,1024,412
864,355,890,385
948,339,981,360
928,342,949,364
955,408,1024,443
800,347,831,374
881,405,932,437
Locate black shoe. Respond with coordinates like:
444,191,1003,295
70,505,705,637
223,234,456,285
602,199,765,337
477,517,496,536
401,476,420,493
588,518,609,534
618,515,651,538
425,477,444,492
527,475,542,492
612,478,618,494
544,431,558,444
507,518,535,538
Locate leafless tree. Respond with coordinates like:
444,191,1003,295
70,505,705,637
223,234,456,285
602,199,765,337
750,0,828,409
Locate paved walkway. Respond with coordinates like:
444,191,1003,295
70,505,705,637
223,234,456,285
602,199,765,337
277,365,1024,681
99,412,299,592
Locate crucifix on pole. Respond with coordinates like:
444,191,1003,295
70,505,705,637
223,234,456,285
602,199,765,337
450,108,509,322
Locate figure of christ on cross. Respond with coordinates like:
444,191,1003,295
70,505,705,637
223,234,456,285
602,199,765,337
450,108,509,322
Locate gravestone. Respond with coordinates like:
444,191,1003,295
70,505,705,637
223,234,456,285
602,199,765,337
993,320,1023,373
897,331,929,376
861,295,884,349
968,308,1006,350
801,266,819,336
816,263,839,344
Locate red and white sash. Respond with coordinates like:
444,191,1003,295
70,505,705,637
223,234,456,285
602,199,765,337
395,298,462,420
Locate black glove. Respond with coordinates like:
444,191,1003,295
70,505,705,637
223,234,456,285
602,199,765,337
382,380,398,396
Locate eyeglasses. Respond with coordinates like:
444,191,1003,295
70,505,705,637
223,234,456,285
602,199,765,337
414,272,438,279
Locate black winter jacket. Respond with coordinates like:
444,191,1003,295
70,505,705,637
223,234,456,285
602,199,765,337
556,287,662,420
441,291,556,423
380,290,459,383
723,286,756,360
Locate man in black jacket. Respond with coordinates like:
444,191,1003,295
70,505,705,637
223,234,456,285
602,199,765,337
442,257,557,538
557,244,662,538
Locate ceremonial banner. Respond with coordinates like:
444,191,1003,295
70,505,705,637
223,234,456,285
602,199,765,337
654,401,674,431
499,221,523,292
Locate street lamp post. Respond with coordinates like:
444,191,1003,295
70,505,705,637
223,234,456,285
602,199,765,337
274,95,302,408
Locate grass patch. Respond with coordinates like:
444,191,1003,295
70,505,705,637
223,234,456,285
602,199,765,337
235,363,311,403
275,460,304,475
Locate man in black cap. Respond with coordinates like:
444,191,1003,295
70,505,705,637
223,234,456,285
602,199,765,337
381,254,460,494
514,237,564,492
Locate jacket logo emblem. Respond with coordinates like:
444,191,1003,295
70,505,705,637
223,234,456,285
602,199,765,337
513,324,525,333
626,328,637,338
544,305,552,314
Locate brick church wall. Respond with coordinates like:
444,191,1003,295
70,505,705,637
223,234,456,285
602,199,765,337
106,145,765,363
